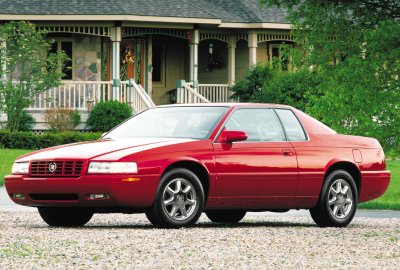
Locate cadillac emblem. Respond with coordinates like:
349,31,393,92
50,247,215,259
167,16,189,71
48,162,57,173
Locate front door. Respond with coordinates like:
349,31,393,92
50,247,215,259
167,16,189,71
213,108,298,208
119,39,146,84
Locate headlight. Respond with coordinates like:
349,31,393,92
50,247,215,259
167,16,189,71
87,162,138,174
12,162,30,175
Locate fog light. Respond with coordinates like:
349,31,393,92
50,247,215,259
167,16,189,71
89,194,110,200
12,194,25,200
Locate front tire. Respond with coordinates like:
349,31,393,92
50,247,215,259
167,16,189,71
205,210,246,224
38,207,93,227
310,170,358,227
146,168,205,229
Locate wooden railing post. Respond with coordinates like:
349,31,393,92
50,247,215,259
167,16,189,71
176,80,186,104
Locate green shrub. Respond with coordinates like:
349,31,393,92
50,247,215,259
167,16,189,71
87,101,133,132
230,64,322,112
44,108,81,131
0,130,38,149
230,63,273,102
17,111,36,131
255,69,323,112
0,130,101,150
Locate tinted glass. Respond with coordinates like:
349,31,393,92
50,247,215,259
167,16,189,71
105,107,228,139
152,45,162,82
275,109,307,141
225,108,285,142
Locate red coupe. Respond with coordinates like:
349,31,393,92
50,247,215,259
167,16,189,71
5,104,390,228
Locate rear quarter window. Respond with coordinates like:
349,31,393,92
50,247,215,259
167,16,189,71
275,109,307,141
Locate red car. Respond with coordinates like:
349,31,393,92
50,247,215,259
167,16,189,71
5,104,390,228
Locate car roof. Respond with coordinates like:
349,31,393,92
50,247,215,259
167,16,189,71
156,103,294,109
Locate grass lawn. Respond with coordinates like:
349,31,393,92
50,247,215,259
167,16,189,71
0,149,33,186
0,149,398,210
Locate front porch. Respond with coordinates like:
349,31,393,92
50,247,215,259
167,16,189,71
14,23,295,129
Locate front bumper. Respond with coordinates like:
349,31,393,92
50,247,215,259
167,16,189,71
4,174,160,208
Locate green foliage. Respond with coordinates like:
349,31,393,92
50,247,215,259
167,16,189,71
87,101,133,132
44,108,81,132
304,20,400,154
231,61,322,112
260,0,399,68
0,130,101,150
17,110,36,131
230,63,273,102
0,21,68,131
260,0,400,154
256,69,322,112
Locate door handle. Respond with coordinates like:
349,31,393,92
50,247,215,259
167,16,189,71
282,149,294,156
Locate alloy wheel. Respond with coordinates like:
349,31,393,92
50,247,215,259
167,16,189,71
161,178,197,221
328,179,353,219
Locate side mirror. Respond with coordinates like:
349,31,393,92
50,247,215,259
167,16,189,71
217,130,248,144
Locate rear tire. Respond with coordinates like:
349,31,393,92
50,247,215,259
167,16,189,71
146,168,205,229
205,210,246,223
310,170,357,227
38,207,93,227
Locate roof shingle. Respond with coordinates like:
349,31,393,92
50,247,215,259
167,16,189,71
0,0,288,23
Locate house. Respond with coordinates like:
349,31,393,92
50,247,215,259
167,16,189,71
0,0,293,129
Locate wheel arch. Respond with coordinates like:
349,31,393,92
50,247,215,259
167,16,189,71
161,160,210,200
325,160,362,196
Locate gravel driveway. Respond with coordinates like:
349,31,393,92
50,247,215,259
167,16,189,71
0,211,399,269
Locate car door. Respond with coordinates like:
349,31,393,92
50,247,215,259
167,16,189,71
213,108,298,205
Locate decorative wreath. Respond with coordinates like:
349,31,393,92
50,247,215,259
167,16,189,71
124,48,134,64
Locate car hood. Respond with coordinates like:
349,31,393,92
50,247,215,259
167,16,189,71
16,138,196,162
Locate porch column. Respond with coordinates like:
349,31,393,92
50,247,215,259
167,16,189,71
110,26,121,100
189,29,199,87
147,35,153,98
248,31,257,67
228,34,236,86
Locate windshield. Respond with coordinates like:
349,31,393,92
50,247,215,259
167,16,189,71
105,106,229,139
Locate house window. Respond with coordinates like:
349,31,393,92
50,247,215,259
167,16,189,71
152,45,165,85
50,40,73,80
269,43,290,71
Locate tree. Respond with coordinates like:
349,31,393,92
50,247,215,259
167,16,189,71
261,0,400,154
230,63,273,102
257,68,322,112
0,21,67,131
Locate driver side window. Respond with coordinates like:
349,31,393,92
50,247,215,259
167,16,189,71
224,108,286,142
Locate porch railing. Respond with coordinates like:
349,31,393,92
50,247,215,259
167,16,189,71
28,81,112,111
26,80,230,113
176,81,210,104
198,84,230,103
128,79,155,113
177,81,230,104
28,80,155,113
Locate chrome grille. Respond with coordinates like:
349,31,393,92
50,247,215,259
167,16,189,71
30,161,84,177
